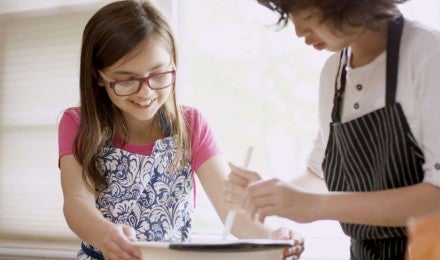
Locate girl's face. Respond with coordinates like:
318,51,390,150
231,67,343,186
289,7,363,52
100,38,174,126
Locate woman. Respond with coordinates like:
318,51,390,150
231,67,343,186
225,0,440,259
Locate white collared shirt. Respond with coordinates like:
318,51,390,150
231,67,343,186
306,19,440,187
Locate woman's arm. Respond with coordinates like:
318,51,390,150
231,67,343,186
60,155,140,260
319,182,440,226
239,169,440,226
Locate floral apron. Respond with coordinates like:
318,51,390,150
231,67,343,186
77,130,194,259
322,16,425,259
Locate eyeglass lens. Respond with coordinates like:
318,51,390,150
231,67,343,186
113,72,174,96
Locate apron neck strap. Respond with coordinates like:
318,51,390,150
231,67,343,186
331,49,349,122
159,109,171,136
331,15,404,122
386,15,404,105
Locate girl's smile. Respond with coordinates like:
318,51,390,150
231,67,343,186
130,97,157,109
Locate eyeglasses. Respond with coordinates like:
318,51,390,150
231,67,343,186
99,70,176,96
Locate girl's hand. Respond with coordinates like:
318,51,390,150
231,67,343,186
224,162,262,205
100,224,141,260
270,228,305,260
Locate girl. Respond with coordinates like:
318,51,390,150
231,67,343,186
225,0,440,259
58,1,303,259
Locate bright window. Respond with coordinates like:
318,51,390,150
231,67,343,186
0,1,438,259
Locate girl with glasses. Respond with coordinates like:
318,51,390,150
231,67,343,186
57,1,303,259
224,0,440,259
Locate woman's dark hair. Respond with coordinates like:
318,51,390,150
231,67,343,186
257,0,409,32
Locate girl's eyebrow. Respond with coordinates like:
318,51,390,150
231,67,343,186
111,63,168,76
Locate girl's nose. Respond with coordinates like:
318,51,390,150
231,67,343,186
137,81,154,96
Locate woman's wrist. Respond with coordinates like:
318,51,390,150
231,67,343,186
311,192,330,221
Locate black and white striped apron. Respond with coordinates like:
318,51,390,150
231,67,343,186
322,16,425,260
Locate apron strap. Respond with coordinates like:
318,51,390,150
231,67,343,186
331,15,405,122
81,242,104,260
386,15,404,105
331,49,348,122
160,109,171,136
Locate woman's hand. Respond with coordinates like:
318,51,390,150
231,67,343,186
99,224,141,260
270,228,305,260
241,178,320,223
224,163,262,205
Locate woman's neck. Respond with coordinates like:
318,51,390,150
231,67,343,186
349,23,388,68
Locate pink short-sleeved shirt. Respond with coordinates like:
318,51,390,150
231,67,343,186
58,106,221,173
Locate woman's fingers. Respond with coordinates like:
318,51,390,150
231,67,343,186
244,194,274,221
226,171,289,222
240,178,285,221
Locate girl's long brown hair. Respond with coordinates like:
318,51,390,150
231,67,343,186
74,0,190,193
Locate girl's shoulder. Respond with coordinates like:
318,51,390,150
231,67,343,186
181,105,205,123
60,106,80,125
180,105,212,132
62,107,81,123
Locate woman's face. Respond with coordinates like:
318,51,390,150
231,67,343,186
289,7,363,52
100,38,174,126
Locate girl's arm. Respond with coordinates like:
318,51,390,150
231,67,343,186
196,155,273,238
197,154,304,257
60,155,140,260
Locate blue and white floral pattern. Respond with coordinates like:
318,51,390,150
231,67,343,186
78,136,194,259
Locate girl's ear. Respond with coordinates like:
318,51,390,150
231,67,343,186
95,69,106,86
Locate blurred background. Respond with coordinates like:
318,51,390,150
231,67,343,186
0,0,438,259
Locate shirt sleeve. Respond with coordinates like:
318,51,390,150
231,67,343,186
306,130,325,179
184,107,222,173
58,108,80,161
306,53,340,180
417,48,440,187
